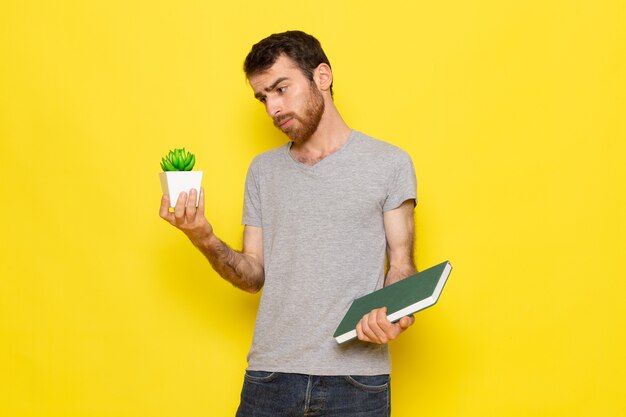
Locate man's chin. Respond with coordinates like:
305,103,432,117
278,119,318,143
286,130,313,144
281,127,304,143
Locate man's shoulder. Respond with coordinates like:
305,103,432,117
249,143,289,168
351,130,413,163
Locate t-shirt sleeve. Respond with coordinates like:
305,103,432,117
382,151,417,211
242,162,262,227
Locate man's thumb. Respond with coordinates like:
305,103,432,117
399,315,415,329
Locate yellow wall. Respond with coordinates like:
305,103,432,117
1,1,624,416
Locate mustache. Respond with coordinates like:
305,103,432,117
273,113,296,127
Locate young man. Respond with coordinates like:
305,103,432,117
160,31,417,416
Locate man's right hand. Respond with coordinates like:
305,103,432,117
159,188,265,293
159,188,212,244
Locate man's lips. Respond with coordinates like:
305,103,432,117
274,115,294,128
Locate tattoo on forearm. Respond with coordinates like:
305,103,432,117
201,237,264,292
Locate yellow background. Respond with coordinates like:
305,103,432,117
1,0,624,416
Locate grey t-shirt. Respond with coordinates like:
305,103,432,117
242,130,417,375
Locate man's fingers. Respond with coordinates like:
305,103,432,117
197,188,205,215
186,189,198,221
173,192,188,220
159,194,174,222
356,321,364,341
399,315,415,329
359,308,388,344
370,308,391,343
359,314,379,343
356,308,414,344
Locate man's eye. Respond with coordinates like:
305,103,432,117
277,86,287,93
259,97,266,104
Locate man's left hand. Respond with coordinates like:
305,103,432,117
355,307,414,344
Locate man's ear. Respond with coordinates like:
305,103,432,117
315,63,333,93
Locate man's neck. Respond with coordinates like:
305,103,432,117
290,104,352,165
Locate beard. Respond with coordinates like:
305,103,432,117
273,83,325,143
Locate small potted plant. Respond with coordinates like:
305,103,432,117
159,148,203,207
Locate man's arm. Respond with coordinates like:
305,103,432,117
159,188,265,293
355,199,417,343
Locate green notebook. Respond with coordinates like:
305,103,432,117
333,261,452,344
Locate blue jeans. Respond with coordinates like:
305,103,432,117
235,371,391,417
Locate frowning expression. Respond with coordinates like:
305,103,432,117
248,55,325,143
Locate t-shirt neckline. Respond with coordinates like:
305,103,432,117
284,130,357,171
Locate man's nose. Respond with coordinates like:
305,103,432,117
265,97,282,117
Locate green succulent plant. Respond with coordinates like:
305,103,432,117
160,148,196,171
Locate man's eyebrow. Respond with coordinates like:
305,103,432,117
254,77,289,99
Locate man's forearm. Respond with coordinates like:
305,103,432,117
383,199,417,287
385,263,417,286
192,232,265,293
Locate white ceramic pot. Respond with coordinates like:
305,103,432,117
159,171,203,207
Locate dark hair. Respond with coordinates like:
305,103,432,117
244,30,333,96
